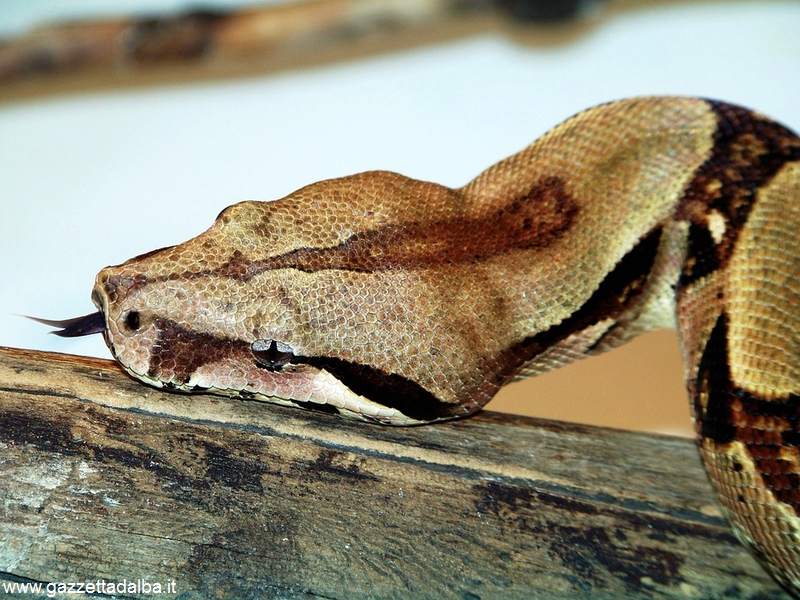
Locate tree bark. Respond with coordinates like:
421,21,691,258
0,346,789,599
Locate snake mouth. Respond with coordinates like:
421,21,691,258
29,312,106,337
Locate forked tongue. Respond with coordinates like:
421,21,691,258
28,312,106,337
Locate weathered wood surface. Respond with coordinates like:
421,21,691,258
0,346,789,599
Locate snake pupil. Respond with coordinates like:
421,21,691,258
252,339,295,370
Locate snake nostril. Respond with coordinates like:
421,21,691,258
124,311,141,332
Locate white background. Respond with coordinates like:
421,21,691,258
1,0,798,434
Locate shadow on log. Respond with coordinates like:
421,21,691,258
0,346,788,599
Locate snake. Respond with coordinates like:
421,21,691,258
39,97,800,594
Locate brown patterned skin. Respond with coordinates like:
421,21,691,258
80,97,800,592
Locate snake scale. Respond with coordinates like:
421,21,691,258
44,97,800,594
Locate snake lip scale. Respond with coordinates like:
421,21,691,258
41,96,800,595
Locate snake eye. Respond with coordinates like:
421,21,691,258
252,339,295,371
123,311,141,332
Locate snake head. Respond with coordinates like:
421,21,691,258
54,174,521,425
35,154,610,427
85,239,443,425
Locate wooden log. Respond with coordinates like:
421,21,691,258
0,346,789,599
0,0,596,103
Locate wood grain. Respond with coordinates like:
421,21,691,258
0,346,789,599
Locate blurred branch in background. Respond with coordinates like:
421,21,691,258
0,0,605,99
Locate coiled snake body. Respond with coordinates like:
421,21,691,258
48,97,800,593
